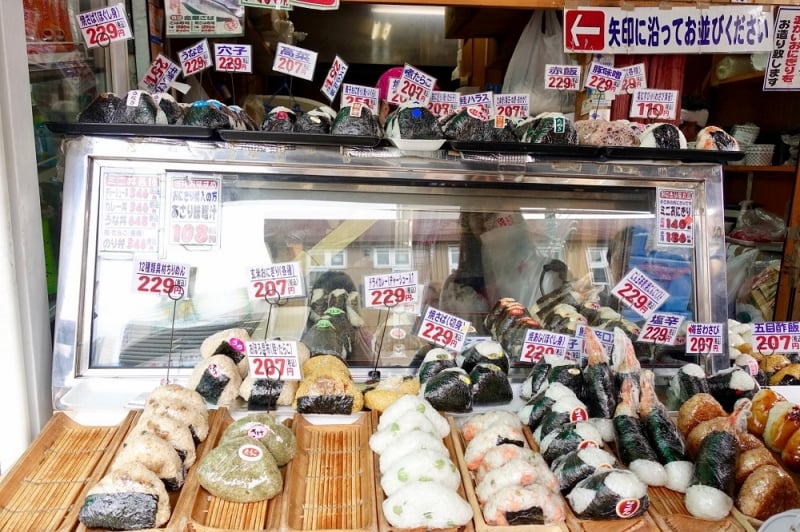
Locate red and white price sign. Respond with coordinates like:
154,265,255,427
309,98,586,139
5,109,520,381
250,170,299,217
417,307,471,352
179,39,212,77
273,42,317,81
247,261,305,301
584,62,624,93
364,271,418,309
582,326,615,358
241,0,291,9
630,89,679,121
321,56,349,102
752,321,800,354
612,267,670,319
617,63,647,95
169,176,220,246
139,54,181,94
657,187,694,247
214,43,252,73
460,91,493,122
387,77,404,106
428,91,459,118
545,64,581,91
520,329,569,363
246,340,301,381
686,322,723,354
76,3,133,48
638,312,684,346
340,84,379,115
133,259,190,299
494,93,530,120
398,64,436,106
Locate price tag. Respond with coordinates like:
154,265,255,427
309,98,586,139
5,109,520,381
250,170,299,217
752,321,800,354
76,3,133,48
139,54,181,94
612,267,670,319
398,64,436,106
214,43,252,73
169,176,221,246
246,340,301,381
618,63,647,94
179,39,213,77
520,329,569,363
566,335,584,362
686,322,724,354
417,307,471,352
340,84,379,115
428,91,459,119
545,64,581,91
321,56,348,102
584,62,624,93
459,91,494,122
638,312,684,346
364,271,418,309
133,259,190,298
273,42,317,81
657,187,694,247
630,89,679,121
241,0,291,9
387,77,404,106
247,261,305,301
494,93,530,120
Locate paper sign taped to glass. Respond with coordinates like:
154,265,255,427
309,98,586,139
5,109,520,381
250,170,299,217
165,0,244,37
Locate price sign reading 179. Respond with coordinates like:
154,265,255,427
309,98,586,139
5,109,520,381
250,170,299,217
752,321,800,354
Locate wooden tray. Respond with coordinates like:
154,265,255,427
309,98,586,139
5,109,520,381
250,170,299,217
279,413,378,532
646,487,752,532
0,411,135,531
185,410,289,532
372,412,473,532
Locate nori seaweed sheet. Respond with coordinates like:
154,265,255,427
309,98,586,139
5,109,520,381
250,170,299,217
295,111,332,134
570,470,649,520
493,306,531,341
522,362,551,399
642,408,688,463
78,492,158,530
331,105,381,137
157,96,184,125
484,298,518,332
553,449,600,493
470,363,512,406
78,93,123,123
248,378,283,411
674,368,709,403
690,429,737,495
322,307,353,357
537,409,574,440
162,475,183,492
387,105,444,139
418,357,456,383
549,364,583,399
295,394,354,415
522,116,578,145
183,101,232,128
500,317,540,361
111,92,159,125
213,340,246,365
707,368,757,412
461,345,509,374
505,505,546,525
542,423,590,464
583,363,617,418
195,369,230,405
648,124,682,149
520,390,557,429
261,109,296,132
301,319,346,358
423,369,472,413
612,414,660,467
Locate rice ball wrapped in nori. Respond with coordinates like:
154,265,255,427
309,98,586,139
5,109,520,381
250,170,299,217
417,348,456,383
533,395,590,444
153,93,184,125
384,103,444,139
520,113,578,144
133,410,197,467
470,363,513,406
381,481,473,529
78,92,123,123
331,104,382,137
540,421,603,464
240,377,298,410
707,367,759,412
442,108,492,142
638,123,687,149
301,318,347,359
483,483,566,526
566,469,649,520
293,371,364,415
111,90,164,125
261,106,296,132
696,125,740,151
112,431,186,491
422,367,473,413
200,327,251,379
197,439,283,503
183,99,235,129
517,382,577,430
220,413,297,466
294,106,336,134
551,446,618,493
188,354,242,407
228,105,258,130
78,461,171,530
461,340,509,374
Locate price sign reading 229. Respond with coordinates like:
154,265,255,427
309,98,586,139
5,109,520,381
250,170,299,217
416,307,470,352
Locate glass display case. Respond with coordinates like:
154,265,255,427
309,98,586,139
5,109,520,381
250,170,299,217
52,135,729,410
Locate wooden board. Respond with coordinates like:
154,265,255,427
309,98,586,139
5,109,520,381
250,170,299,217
0,411,135,532
646,487,752,532
279,413,378,532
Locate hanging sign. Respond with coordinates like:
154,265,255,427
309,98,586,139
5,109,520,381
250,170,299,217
247,261,305,301
168,176,221,246
340,84,379,115
246,341,302,380
629,89,679,121
321,56,348,101
77,3,133,48
686,322,724,354
273,42,317,81
618,63,647,94
133,259,190,298
612,268,670,319
657,188,694,247
165,0,244,37
764,7,800,91
564,6,773,54
214,43,252,73
428,91,459,118
139,54,181,93
364,271,419,309
545,64,582,91
417,307,471,352
179,39,213,77
99,170,163,254
638,312,684,345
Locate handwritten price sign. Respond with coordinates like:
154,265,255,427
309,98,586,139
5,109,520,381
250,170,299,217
752,321,800,354
686,322,723,354
428,91,459,118
139,54,181,93
494,93,530,120
417,307,470,352
321,56,348,101
179,39,212,77
364,271,418,309
545,64,581,91
247,261,305,301
398,64,436,106
638,312,684,346
214,43,251,73
341,84,379,115
246,340,301,380
520,329,569,363
584,62,624,93
77,3,132,48
612,268,670,319
133,259,190,299
630,89,678,121
618,63,647,94
273,42,317,81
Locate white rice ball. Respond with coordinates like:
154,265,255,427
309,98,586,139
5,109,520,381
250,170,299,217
664,460,694,493
685,484,733,521
369,412,438,454
380,449,459,496
378,431,448,474
382,481,472,529
377,395,449,438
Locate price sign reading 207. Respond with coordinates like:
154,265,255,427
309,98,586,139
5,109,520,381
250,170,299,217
752,322,800,354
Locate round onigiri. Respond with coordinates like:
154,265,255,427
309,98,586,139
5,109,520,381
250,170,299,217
382,481,472,529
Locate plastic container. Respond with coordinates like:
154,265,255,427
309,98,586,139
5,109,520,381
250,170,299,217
745,144,775,166
758,509,800,531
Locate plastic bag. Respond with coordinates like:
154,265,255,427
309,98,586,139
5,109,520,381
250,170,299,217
730,207,787,243
503,11,571,116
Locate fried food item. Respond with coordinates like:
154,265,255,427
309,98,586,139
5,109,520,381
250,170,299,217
677,393,726,438
736,464,800,521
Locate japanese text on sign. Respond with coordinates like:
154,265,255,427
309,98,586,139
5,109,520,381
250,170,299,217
520,329,569,363
494,94,530,119
612,267,670,318
247,261,305,301
179,39,212,77
581,326,615,358
273,42,317,81
618,63,647,94
460,91,493,121
428,91,459,118
765,7,800,91
77,3,132,48
657,187,694,247
638,312,684,345
241,0,291,9
545,64,582,91
165,0,244,37
139,54,181,94
417,307,470,352
752,321,800,354
398,64,436,106
169,176,220,246
564,6,774,54
134,259,190,298
341,84,379,115
585,62,624,92
246,340,301,381
214,43,251,73
630,89,678,121
364,271,419,309
99,171,163,254
686,322,723,354
321,56,348,102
